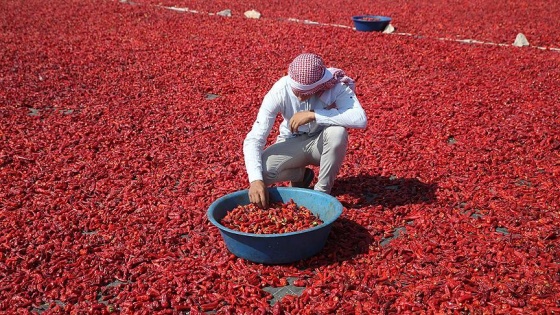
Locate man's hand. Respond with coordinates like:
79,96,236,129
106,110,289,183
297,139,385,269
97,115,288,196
289,111,315,133
249,180,269,209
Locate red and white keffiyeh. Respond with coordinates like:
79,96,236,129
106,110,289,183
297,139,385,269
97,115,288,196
288,53,355,96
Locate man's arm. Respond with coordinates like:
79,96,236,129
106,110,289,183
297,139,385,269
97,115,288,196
243,95,278,183
243,91,281,208
314,85,367,129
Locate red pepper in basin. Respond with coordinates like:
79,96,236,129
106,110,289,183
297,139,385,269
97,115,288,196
221,199,323,234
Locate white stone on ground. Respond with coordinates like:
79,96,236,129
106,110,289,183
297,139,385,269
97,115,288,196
244,9,261,19
217,9,231,17
383,24,395,34
513,33,530,47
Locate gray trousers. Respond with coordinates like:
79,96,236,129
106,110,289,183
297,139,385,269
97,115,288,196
261,126,348,194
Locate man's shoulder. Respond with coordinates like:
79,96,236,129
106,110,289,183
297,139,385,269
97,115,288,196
265,76,290,100
270,76,290,91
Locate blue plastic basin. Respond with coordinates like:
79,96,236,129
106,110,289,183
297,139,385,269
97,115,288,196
207,187,343,264
352,15,392,32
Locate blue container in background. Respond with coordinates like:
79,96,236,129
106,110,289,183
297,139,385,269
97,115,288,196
352,15,392,32
207,187,343,264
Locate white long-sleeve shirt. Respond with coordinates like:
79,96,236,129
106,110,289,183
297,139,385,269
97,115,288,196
243,75,367,183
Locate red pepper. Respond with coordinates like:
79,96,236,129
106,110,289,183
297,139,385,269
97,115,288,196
221,200,323,234
200,300,221,311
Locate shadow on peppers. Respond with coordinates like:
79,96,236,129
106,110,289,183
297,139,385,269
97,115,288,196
332,175,437,209
294,218,373,267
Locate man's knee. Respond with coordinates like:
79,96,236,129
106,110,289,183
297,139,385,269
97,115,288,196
261,154,279,183
323,126,348,148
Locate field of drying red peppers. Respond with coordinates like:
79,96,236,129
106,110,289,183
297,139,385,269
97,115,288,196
1,0,559,313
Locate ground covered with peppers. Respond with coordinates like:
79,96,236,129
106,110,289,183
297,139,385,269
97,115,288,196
1,0,559,314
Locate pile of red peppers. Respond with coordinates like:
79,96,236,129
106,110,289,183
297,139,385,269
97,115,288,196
1,0,559,313
221,200,322,234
